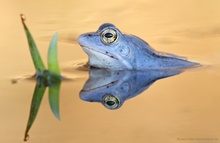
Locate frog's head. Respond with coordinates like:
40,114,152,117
78,23,135,70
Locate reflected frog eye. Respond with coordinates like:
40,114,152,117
101,29,118,44
102,95,120,110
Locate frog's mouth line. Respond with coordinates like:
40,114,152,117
81,80,118,92
82,46,119,60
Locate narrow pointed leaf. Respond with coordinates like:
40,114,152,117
48,33,60,74
49,80,61,120
20,14,46,71
24,84,46,141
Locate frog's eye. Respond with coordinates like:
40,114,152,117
101,29,118,44
102,95,120,110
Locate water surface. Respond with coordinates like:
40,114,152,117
0,0,220,143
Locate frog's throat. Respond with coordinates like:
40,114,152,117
82,46,118,60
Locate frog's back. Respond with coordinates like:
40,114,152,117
122,34,199,70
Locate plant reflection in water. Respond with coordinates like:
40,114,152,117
24,72,61,141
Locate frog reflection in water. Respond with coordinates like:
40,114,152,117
78,23,199,70
80,68,182,110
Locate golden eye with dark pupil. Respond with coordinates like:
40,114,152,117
101,29,118,44
102,95,120,109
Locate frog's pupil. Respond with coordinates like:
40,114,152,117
106,101,115,106
105,32,113,38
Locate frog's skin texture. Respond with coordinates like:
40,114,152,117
78,23,199,70
80,68,182,110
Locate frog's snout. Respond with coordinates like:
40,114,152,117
77,34,87,47
78,33,95,47
77,34,83,44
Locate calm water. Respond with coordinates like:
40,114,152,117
1,0,220,143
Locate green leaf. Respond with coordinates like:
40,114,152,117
24,83,46,141
20,14,46,71
49,80,61,120
48,32,60,74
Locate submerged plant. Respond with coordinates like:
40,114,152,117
20,14,62,141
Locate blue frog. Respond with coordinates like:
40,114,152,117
78,23,199,70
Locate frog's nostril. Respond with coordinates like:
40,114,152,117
88,34,92,37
